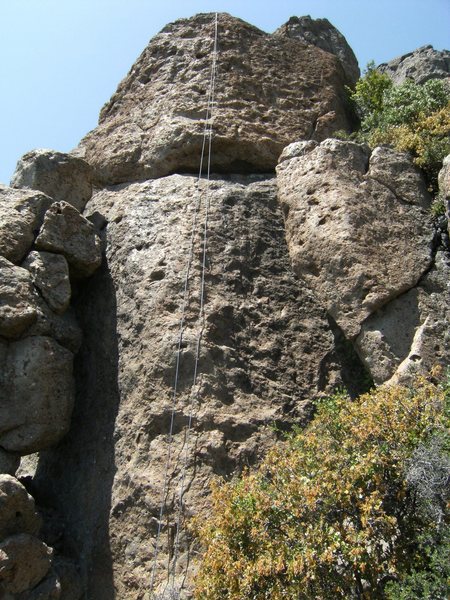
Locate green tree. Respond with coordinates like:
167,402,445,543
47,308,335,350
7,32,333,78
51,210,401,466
348,64,450,192
194,373,450,599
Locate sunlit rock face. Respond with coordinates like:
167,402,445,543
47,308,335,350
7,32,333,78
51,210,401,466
77,13,355,185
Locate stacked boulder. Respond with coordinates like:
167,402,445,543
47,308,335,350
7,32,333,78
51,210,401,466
0,150,101,598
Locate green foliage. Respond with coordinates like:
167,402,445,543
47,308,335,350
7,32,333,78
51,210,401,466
350,61,393,131
349,63,450,191
193,374,450,599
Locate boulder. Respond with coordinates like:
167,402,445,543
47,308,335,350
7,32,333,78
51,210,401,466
0,475,41,539
0,336,74,454
276,140,433,339
0,187,52,264
274,15,360,85
0,534,52,594
77,13,354,184
378,45,450,85
0,257,39,338
23,251,71,315
11,149,93,212
35,202,102,278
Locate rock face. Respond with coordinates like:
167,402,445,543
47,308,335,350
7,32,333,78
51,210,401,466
276,140,433,340
0,187,52,264
378,45,450,85
2,12,449,600
78,13,355,185
274,15,360,85
0,180,100,597
23,251,71,315
0,258,39,338
0,336,74,453
0,475,41,539
11,149,93,213
35,202,102,278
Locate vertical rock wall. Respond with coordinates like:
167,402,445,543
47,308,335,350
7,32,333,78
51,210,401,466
2,11,448,600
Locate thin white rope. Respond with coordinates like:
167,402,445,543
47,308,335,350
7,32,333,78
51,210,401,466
170,13,218,586
149,12,219,597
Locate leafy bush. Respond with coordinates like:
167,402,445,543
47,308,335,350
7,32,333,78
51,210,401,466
349,63,450,192
193,374,449,599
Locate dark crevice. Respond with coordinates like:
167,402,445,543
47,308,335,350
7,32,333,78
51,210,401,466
323,314,373,398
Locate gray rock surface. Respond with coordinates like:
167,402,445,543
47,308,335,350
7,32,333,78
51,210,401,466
379,250,450,385
11,149,93,213
78,13,354,185
0,257,39,338
0,187,52,264
0,533,52,594
35,202,102,278
439,154,450,228
378,45,450,85
27,305,83,355
0,475,41,539
274,15,360,85
23,251,71,315
276,140,433,339
0,336,74,454
0,449,20,476
31,173,369,599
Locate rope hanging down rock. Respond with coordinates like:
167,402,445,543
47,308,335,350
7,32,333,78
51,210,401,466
149,12,219,598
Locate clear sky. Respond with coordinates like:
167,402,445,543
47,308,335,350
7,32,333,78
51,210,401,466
1,0,449,185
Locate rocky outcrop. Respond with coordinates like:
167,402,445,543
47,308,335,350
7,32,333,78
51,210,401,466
30,172,372,598
77,13,355,185
1,336,74,454
23,252,71,315
378,45,450,85
11,149,93,213
274,15,360,85
2,12,448,600
35,202,102,278
0,178,100,596
276,140,433,340
0,187,52,264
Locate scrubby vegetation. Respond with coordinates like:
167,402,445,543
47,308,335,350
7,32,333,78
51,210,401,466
193,372,450,599
341,62,450,193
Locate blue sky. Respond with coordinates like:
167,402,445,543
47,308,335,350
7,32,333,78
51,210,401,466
0,0,449,184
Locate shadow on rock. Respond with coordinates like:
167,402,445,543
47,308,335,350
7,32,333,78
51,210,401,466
31,255,120,600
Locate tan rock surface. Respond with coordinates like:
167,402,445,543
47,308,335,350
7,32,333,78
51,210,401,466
35,202,102,278
31,174,369,598
0,257,39,338
0,187,52,264
23,251,71,315
276,139,434,339
274,15,360,85
78,13,354,185
11,149,93,213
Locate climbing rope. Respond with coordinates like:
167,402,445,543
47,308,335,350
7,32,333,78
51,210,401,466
149,12,219,597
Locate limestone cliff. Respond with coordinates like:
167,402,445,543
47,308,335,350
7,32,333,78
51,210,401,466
1,12,449,600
